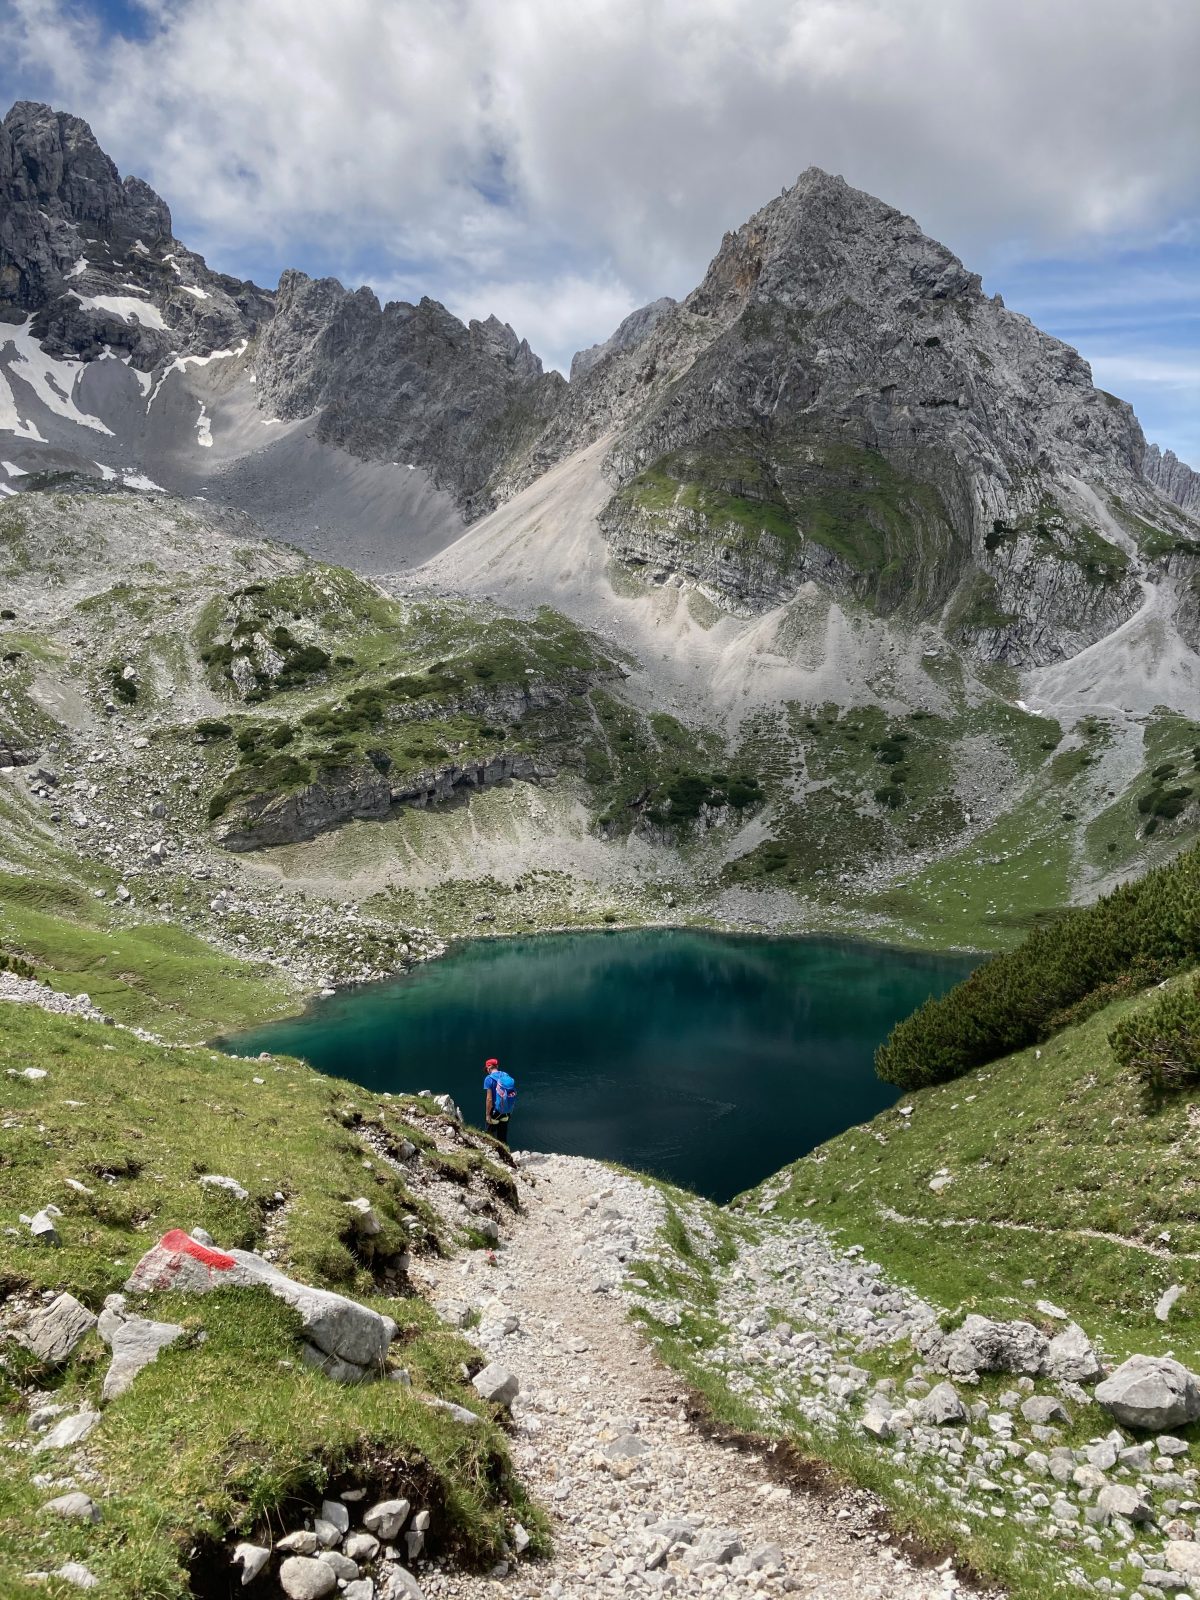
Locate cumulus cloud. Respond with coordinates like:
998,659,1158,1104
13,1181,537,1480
2,0,1198,391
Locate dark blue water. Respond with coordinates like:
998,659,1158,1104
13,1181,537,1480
224,931,976,1203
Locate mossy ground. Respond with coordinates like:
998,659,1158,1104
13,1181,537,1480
0,1003,539,1598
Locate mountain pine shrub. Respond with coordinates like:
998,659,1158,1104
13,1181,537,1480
875,843,1200,1088
1110,977,1200,1098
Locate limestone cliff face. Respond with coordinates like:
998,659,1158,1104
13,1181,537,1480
253,271,565,522
0,102,270,367
217,752,548,851
1145,445,1200,516
529,169,1194,664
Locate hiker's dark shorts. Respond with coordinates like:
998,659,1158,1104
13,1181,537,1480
489,1117,510,1145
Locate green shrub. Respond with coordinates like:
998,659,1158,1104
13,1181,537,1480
1110,978,1200,1098
875,785,905,809
0,949,37,980
875,842,1200,1089
194,719,233,740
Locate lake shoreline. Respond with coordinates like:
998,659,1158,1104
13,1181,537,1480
223,927,978,1204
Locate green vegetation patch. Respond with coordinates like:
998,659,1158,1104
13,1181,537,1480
876,841,1200,1088
0,1005,538,1597
0,871,292,1039
1110,974,1200,1099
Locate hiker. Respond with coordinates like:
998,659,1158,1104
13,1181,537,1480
483,1057,517,1145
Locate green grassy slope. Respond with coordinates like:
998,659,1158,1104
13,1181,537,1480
0,1003,537,1599
766,969,1200,1366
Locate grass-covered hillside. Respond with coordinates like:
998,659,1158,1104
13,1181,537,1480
0,999,539,1599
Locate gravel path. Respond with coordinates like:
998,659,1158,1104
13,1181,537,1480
417,1152,957,1600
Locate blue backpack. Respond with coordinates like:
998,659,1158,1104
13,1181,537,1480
492,1071,517,1116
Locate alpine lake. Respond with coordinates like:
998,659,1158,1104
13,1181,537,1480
224,931,977,1203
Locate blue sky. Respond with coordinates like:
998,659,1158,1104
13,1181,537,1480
4,0,1198,466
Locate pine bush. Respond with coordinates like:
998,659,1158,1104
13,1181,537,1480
1110,977,1200,1098
876,843,1200,1088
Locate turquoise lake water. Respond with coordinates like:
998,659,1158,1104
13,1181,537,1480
225,930,977,1203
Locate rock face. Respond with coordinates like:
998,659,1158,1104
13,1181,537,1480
216,751,550,852
523,168,1195,664
1095,1355,1200,1431
125,1229,397,1379
569,297,678,382
1145,444,1200,515
0,102,269,366
253,271,564,520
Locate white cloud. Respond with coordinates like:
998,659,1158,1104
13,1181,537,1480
447,273,640,375
1090,354,1200,390
4,0,1199,380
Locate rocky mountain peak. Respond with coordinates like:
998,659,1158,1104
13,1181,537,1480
570,297,678,382
468,313,544,379
1145,443,1200,515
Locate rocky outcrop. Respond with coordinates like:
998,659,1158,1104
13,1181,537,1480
217,752,550,851
253,272,564,521
570,297,677,382
914,1313,1103,1383
125,1229,397,1382
1145,444,1200,515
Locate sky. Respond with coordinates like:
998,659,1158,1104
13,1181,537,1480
2,0,1198,465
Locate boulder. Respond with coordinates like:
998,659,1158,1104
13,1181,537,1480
17,1292,96,1365
346,1197,381,1236
1166,1542,1200,1577
1020,1394,1070,1425
125,1230,396,1378
232,1542,270,1585
421,1396,482,1426
1096,1484,1152,1524
472,1362,519,1407
381,1566,426,1600
1157,1284,1186,1323
199,1173,249,1201
1041,1321,1103,1384
432,1093,462,1123
919,1381,966,1425
278,1532,319,1555
26,1205,62,1245
101,1315,185,1401
364,1498,411,1540
36,1409,100,1450
317,1550,358,1579
1095,1355,1200,1432
53,1563,99,1590
344,1533,380,1562
319,1498,349,1535
918,1315,1048,1377
41,1493,100,1523
279,1556,338,1599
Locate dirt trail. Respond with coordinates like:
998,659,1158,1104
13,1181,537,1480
417,1152,966,1600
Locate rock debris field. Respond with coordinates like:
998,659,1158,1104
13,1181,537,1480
418,1153,965,1600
